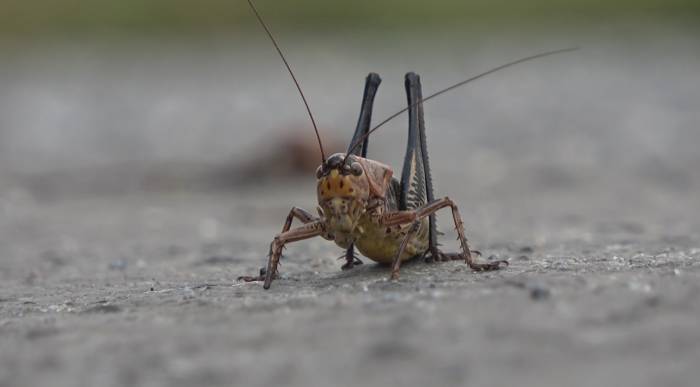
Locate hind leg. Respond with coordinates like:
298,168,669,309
342,73,381,271
402,73,442,259
347,73,381,158
403,73,483,264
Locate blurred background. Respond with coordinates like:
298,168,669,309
1,0,699,196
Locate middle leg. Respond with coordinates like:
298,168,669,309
388,197,508,280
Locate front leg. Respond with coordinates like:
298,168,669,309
262,221,325,288
238,207,321,288
282,206,316,232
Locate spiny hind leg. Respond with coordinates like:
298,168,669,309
401,74,486,265
404,72,442,261
347,73,381,158
340,74,381,272
341,244,363,271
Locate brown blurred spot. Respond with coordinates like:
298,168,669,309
14,129,345,199
233,129,343,184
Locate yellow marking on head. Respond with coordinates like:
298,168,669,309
319,169,356,200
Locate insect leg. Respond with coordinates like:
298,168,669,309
390,220,422,280
385,198,507,280
341,245,363,271
348,73,382,158
417,197,507,270
381,209,422,280
342,73,381,270
400,73,428,212
239,207,319,284
403,73,439,258
281,207,316,232
260,221,325,289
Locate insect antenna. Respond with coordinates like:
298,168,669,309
344,47,579,162
247,0,326,162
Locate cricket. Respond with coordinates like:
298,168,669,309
240,0,576,289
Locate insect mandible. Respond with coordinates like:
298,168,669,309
240,0,577,289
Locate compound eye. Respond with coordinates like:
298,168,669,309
315,165,324,179
350,162,363,176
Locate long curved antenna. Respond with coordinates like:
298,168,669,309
247,0,326,162
344,47,579,160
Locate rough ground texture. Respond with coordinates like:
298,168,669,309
1,26,700,387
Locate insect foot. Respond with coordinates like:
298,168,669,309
341,256,363,271
238,266,273,283
466,257,509,272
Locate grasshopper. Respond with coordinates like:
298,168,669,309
240,0,576,289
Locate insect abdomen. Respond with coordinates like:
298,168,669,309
354,217,429,263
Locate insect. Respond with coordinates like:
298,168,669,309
240,0,576,289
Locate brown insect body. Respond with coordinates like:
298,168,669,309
241,0,575,288
317,153,428,263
